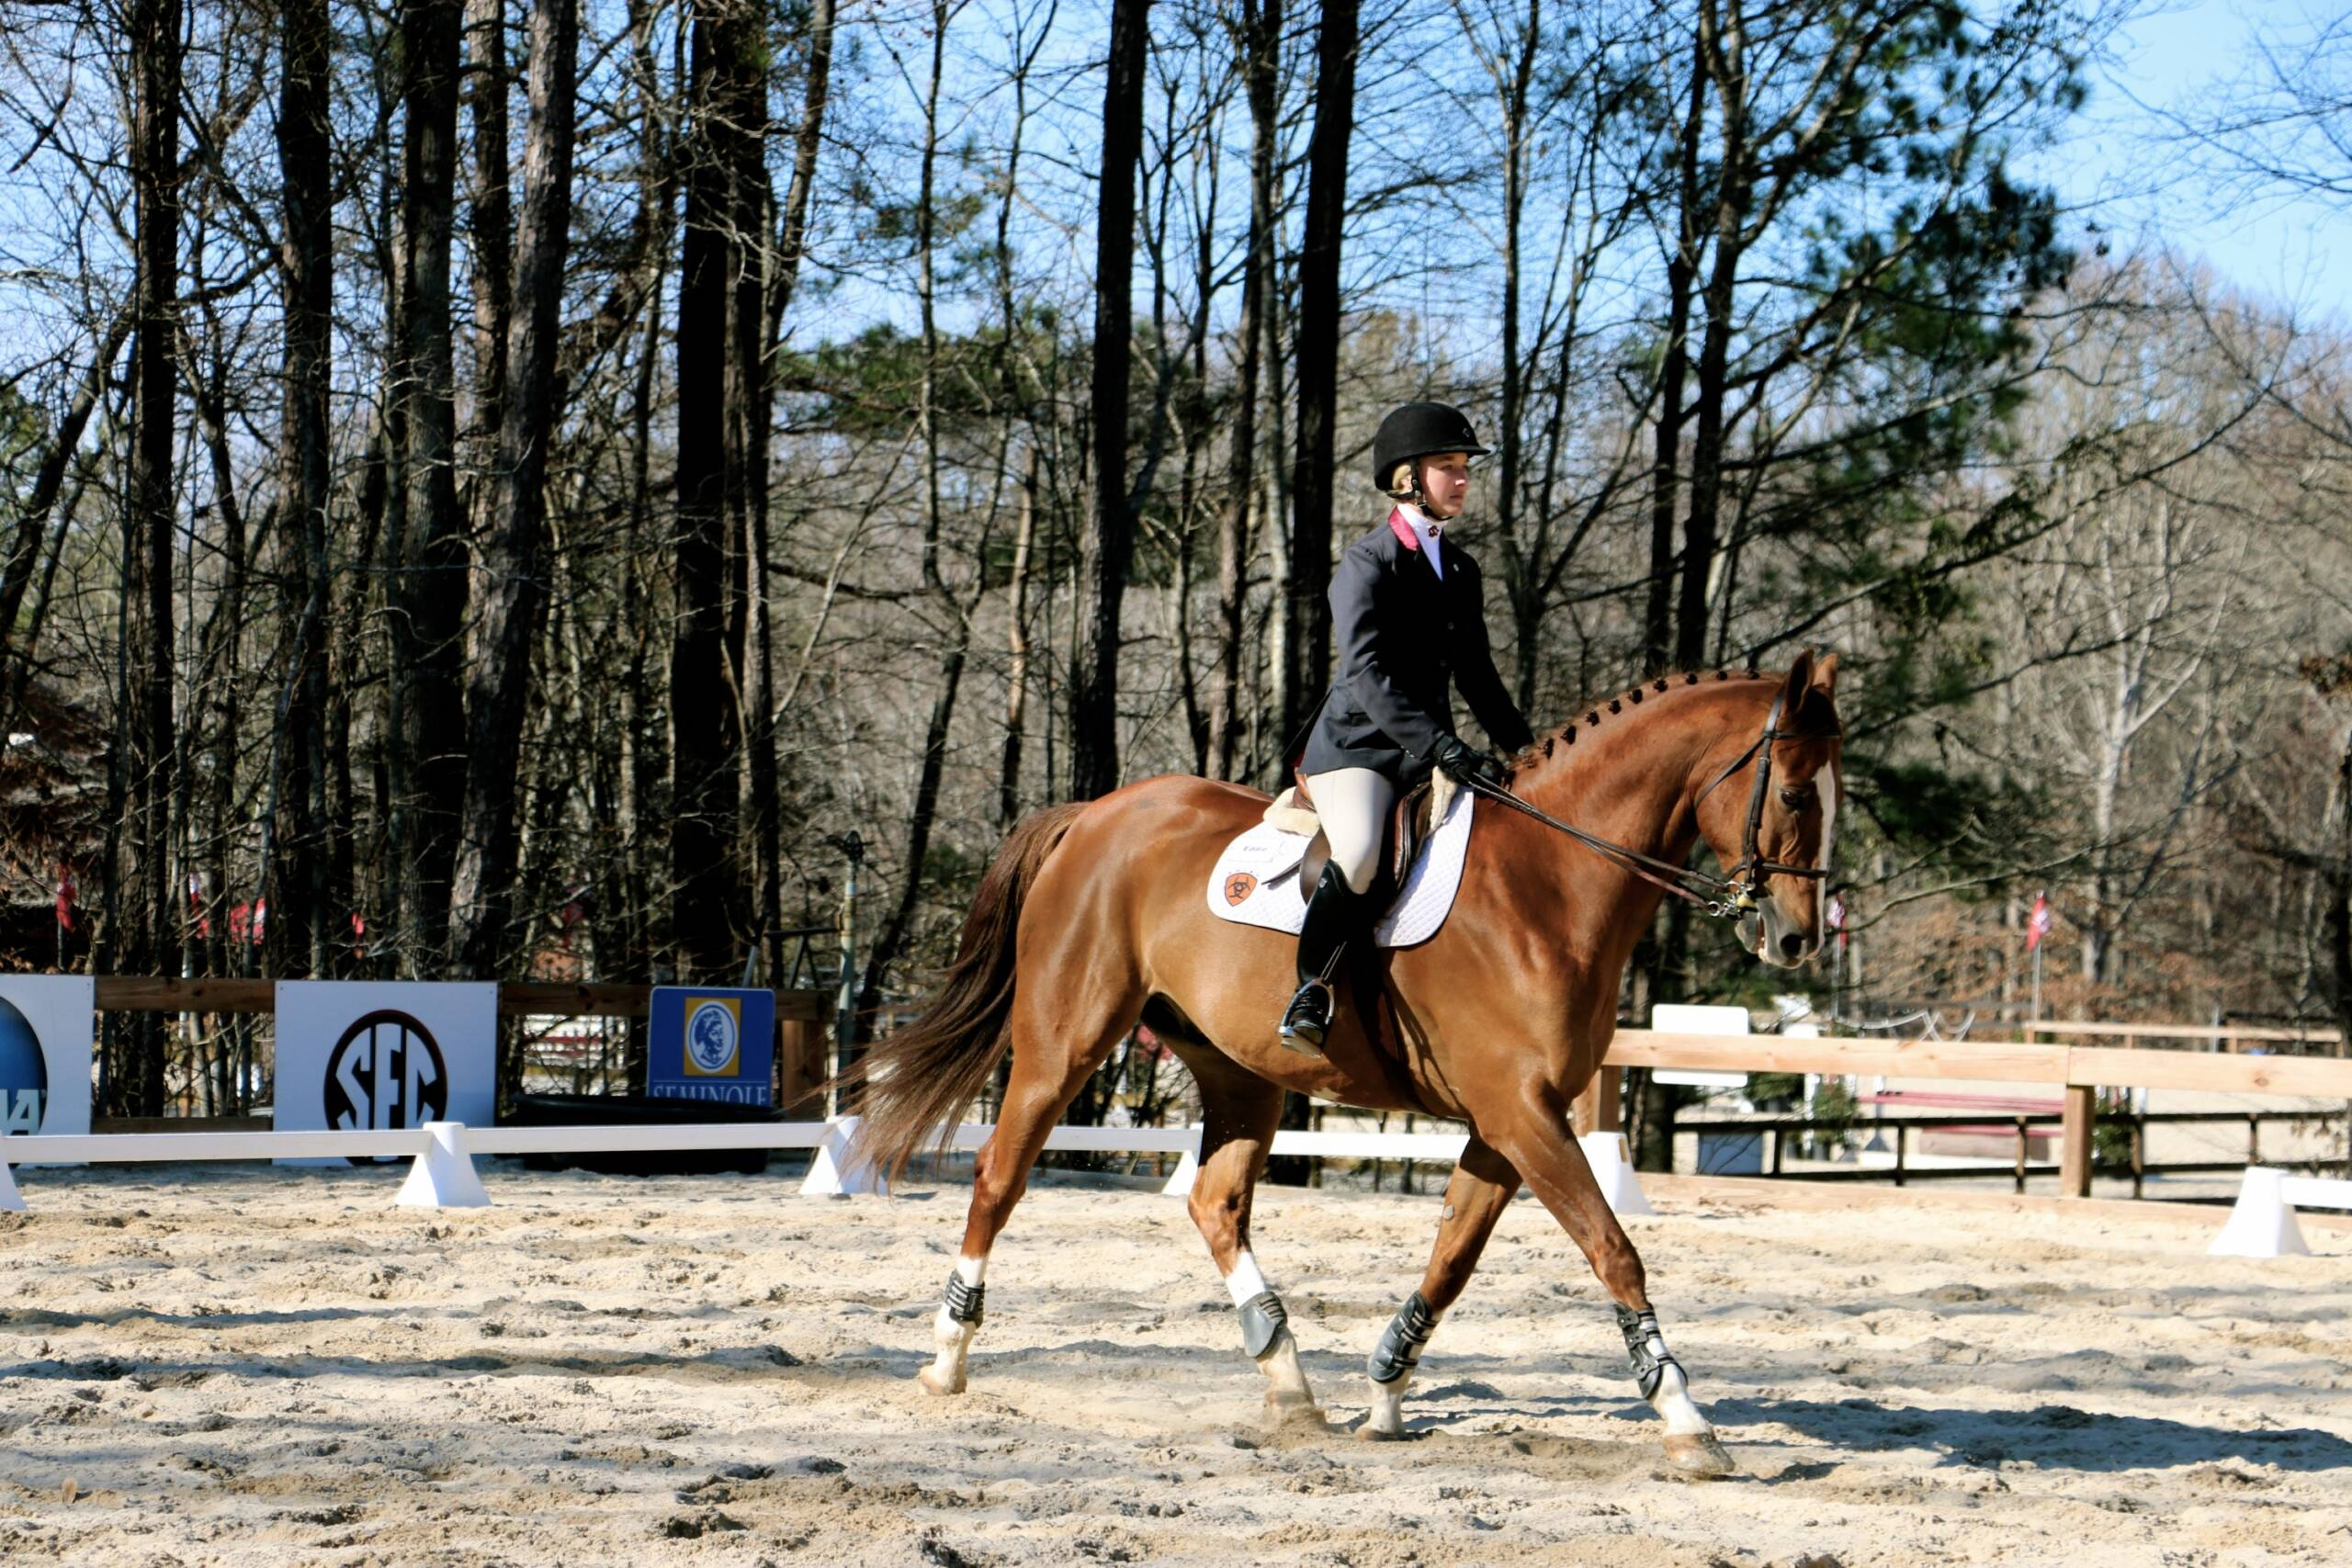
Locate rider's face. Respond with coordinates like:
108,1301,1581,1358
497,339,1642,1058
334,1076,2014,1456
1419,452,1472,519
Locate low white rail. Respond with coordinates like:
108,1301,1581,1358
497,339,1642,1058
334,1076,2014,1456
0,1118,1658,1219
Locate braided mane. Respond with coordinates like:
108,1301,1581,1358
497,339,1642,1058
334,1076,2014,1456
1502,667,1770,779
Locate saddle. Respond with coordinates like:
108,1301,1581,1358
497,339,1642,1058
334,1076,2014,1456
1269,772,1456,904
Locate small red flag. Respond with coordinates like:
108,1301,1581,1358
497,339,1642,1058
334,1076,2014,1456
2026,892,2052,953
55,864,75,931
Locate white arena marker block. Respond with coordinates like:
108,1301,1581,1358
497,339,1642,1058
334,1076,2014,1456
0,1155,23,1213
2210,1166,2311,1258
1578,1131,1656,1218
396,1122,492,1210
1161,1145,1198,1199
801,1115,889,1197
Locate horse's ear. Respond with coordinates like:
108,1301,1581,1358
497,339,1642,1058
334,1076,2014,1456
1810,651,1839,697
1779,649,1815,713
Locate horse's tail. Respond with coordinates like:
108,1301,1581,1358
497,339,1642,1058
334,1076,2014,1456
838,800,1088,1183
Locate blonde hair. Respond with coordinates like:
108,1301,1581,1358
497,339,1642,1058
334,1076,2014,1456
1384,458,1420,498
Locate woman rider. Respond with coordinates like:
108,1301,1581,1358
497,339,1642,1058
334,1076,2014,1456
1279,400,1535,1055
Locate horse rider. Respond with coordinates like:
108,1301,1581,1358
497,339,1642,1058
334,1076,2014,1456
1278,400,1536,1055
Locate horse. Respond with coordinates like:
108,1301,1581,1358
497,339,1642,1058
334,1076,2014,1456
843,649,1844,1477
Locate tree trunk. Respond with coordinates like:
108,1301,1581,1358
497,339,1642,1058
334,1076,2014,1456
278,0,334,975
1209,0,1278,782
1283,0,1359,758
1001,448,1038,829
1069,0,1152,800
671,0,755,979
1494,1,1538,702
748,0,837,977
1675,3,1745,675
122,0,182,1113
449,0,579,978
722,0,772,966
467,0,512,515
393,0,471,969
1645,39,1706,677
2330,723,2352,1057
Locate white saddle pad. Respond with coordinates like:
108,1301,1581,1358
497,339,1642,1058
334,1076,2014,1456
1204,789,1474,948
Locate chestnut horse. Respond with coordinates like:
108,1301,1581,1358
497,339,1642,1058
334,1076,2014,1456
845,651,1843,1476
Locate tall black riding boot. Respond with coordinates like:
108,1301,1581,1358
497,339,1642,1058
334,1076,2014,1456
1278,863,1363,1055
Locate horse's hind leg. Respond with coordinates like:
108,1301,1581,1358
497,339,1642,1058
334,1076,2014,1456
1360,1137,1518,1440
1179,1058,1321,1424
919,990,1136,1396
1483,1100,1735,1477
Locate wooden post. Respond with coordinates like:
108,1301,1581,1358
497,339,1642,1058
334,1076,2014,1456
775,994,831,1114
2013,1116,2029,1193
2130,1117,2145,1200
1893,1124,1906,1187
2060,1084,2094,1198
1572,1065,1624,1136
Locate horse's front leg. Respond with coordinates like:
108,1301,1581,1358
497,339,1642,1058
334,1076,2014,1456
1486,1101,1735,1477
1360,1137,1518,1439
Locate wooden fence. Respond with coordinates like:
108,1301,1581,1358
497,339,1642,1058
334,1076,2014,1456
1584,1027,2352,1198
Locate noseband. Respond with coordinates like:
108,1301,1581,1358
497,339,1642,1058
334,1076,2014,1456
1464,691,1833,920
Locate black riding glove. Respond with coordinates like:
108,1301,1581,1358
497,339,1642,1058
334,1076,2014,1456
1431,734,1505,787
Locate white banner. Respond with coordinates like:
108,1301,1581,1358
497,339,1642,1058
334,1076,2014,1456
274,982,497,1162
0,975,94,1163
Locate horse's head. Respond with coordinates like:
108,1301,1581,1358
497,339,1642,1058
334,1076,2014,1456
1692,651,1843,969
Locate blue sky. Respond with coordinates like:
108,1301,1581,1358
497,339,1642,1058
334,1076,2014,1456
2036,0,2352,310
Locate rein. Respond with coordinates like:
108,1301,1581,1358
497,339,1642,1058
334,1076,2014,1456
1463,691,1832,921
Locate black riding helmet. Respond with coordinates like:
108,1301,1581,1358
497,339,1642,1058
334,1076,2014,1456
1370,400,1490,494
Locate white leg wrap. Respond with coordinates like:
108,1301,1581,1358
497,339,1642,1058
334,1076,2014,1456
1224,1251,1269,1307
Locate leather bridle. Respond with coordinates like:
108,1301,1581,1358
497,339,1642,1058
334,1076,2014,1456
1463,691,1835,921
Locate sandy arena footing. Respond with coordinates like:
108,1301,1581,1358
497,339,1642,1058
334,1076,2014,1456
2,1162,2346,1566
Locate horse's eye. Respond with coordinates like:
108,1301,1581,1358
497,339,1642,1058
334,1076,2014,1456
1778,784,1815,808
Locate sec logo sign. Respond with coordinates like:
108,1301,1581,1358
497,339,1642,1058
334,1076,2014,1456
683,997,741,1077
323,1010,450,1131
0,994,47,1135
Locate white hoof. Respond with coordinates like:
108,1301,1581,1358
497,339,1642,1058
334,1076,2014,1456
1357,1376,1409,1440
1663,1430,1736,1476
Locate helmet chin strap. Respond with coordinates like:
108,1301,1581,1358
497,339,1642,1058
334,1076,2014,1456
1397,457,1429,511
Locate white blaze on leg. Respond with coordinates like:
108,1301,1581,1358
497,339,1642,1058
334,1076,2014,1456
1634,1316,1713,1437
923,1253,987,1394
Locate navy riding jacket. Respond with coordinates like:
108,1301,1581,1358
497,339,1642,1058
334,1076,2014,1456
1297,510,1535,786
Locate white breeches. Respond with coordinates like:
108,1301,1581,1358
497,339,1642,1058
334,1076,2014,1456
1302,767,1396,895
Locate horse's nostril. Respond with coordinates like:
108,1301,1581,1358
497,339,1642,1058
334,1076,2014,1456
1778,931,1806,960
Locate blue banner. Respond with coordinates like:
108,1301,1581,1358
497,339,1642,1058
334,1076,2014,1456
647,987,775,1106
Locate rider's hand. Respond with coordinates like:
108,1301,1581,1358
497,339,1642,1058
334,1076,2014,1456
1432,734,1506,787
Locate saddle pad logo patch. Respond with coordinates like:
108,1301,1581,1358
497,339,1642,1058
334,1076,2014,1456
1224,873,1258,906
